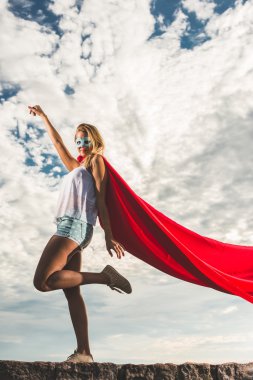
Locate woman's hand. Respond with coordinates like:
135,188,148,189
28,105,46,118
105,236,126,259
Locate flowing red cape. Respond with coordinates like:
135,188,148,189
78,154,253,304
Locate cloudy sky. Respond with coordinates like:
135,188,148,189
1,0,253,365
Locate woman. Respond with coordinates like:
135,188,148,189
28,104,132,363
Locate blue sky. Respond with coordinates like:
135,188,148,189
1,0,253,364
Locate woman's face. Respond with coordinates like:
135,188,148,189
75,130,93,156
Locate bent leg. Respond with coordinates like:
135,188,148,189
33,235,81,292
62,250,92,355
33,235,109,292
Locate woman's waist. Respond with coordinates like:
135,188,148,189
56,214,94,224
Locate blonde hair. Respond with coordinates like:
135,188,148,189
74,123,105,169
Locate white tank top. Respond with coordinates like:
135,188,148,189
53,165,98,226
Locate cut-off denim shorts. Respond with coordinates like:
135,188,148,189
54,215,93,249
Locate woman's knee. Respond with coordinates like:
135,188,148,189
33,269,53,292
33,276,51,292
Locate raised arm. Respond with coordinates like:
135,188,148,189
28,105,79,171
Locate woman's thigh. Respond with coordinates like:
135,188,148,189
33,235,81,292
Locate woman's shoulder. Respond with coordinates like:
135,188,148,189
90,154,108,177
91,153,104,165
92,152,103,159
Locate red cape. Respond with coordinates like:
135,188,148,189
78,154,253,304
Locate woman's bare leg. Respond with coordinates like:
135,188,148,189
33,235,109,292
47,269,109,291
33,235,109,355
62,250,92,355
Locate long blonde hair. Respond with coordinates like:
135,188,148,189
74,123,105,169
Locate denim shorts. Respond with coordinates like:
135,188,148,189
54,215,93,249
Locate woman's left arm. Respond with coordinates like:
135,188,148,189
91,154,125,259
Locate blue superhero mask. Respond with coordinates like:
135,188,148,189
75,137,92,148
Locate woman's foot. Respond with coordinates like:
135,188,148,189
64,349,94,363
101,264,132,294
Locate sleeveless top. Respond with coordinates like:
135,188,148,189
53,165,98,226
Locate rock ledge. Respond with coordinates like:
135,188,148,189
1,360,253,379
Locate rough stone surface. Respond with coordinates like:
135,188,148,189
0,360,253,380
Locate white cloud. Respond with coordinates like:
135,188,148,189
182,0,216,21
221,305,238,314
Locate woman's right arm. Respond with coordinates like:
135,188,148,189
28,105,79,171
28,105,62,144
41,113,63,145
